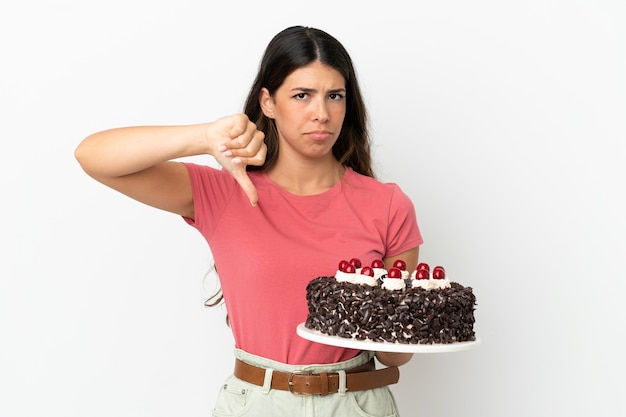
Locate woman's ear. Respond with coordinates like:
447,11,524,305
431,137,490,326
259,88,274,119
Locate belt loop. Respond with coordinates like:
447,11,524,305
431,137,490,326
261,368,273,395
337,370,347,396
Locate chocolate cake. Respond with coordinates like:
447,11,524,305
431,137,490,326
304,259,477,344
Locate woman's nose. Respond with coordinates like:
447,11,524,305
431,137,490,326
313,99,330,123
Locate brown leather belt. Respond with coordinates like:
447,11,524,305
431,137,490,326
234,358,399,396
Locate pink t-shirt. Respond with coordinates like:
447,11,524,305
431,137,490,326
183,163,422,365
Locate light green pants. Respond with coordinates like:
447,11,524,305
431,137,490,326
211,349,400,417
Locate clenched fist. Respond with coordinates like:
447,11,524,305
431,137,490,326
206,114,267,206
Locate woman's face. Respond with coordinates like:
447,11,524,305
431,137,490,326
260,61,346,162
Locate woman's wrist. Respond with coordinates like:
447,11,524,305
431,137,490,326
200,120,220,157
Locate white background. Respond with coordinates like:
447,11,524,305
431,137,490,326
1,1,625,416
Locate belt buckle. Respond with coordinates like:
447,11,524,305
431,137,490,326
288,370,314,396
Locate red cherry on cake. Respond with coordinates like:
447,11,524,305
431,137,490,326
417,263,430,272
360,266,374,277
349,258,362,268
416,269,429,280
344,263,356,273
433,266,446,280
392,259,407,271
338,260,350,272
371,259,384,269
387,267,403,279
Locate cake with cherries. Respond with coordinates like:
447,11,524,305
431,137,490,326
304,258,476,344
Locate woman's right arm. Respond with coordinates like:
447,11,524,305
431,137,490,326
74,114,266,218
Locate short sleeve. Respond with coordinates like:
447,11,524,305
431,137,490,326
182,162,239,238
385,184,423,257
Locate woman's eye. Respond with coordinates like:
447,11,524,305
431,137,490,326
294,93,308,99
329,93,344,100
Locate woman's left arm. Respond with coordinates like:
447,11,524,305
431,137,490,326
375,246,420,367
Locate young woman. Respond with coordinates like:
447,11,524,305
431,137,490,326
76,26,422,416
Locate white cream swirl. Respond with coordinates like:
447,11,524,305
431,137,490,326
381,278,406,290
335,270,357,284
431,277,451,289
372,268,387,280
354,273,378,286
409,271,451,290
352,267,385,286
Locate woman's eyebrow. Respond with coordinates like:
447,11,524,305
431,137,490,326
290,87,347,94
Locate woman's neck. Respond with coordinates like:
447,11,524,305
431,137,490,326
267,156,345,195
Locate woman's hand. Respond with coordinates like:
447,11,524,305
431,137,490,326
375,351,413,367
207,114,267,206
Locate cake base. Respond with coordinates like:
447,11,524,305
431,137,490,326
297,324,480,353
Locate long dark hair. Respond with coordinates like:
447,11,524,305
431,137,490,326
244,26,374,178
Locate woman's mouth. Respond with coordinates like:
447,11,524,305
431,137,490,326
307,130,332,140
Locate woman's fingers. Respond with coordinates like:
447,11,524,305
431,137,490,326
226,122,266,164
230,138,267,167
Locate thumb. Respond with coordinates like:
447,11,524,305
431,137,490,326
230,168,259,207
